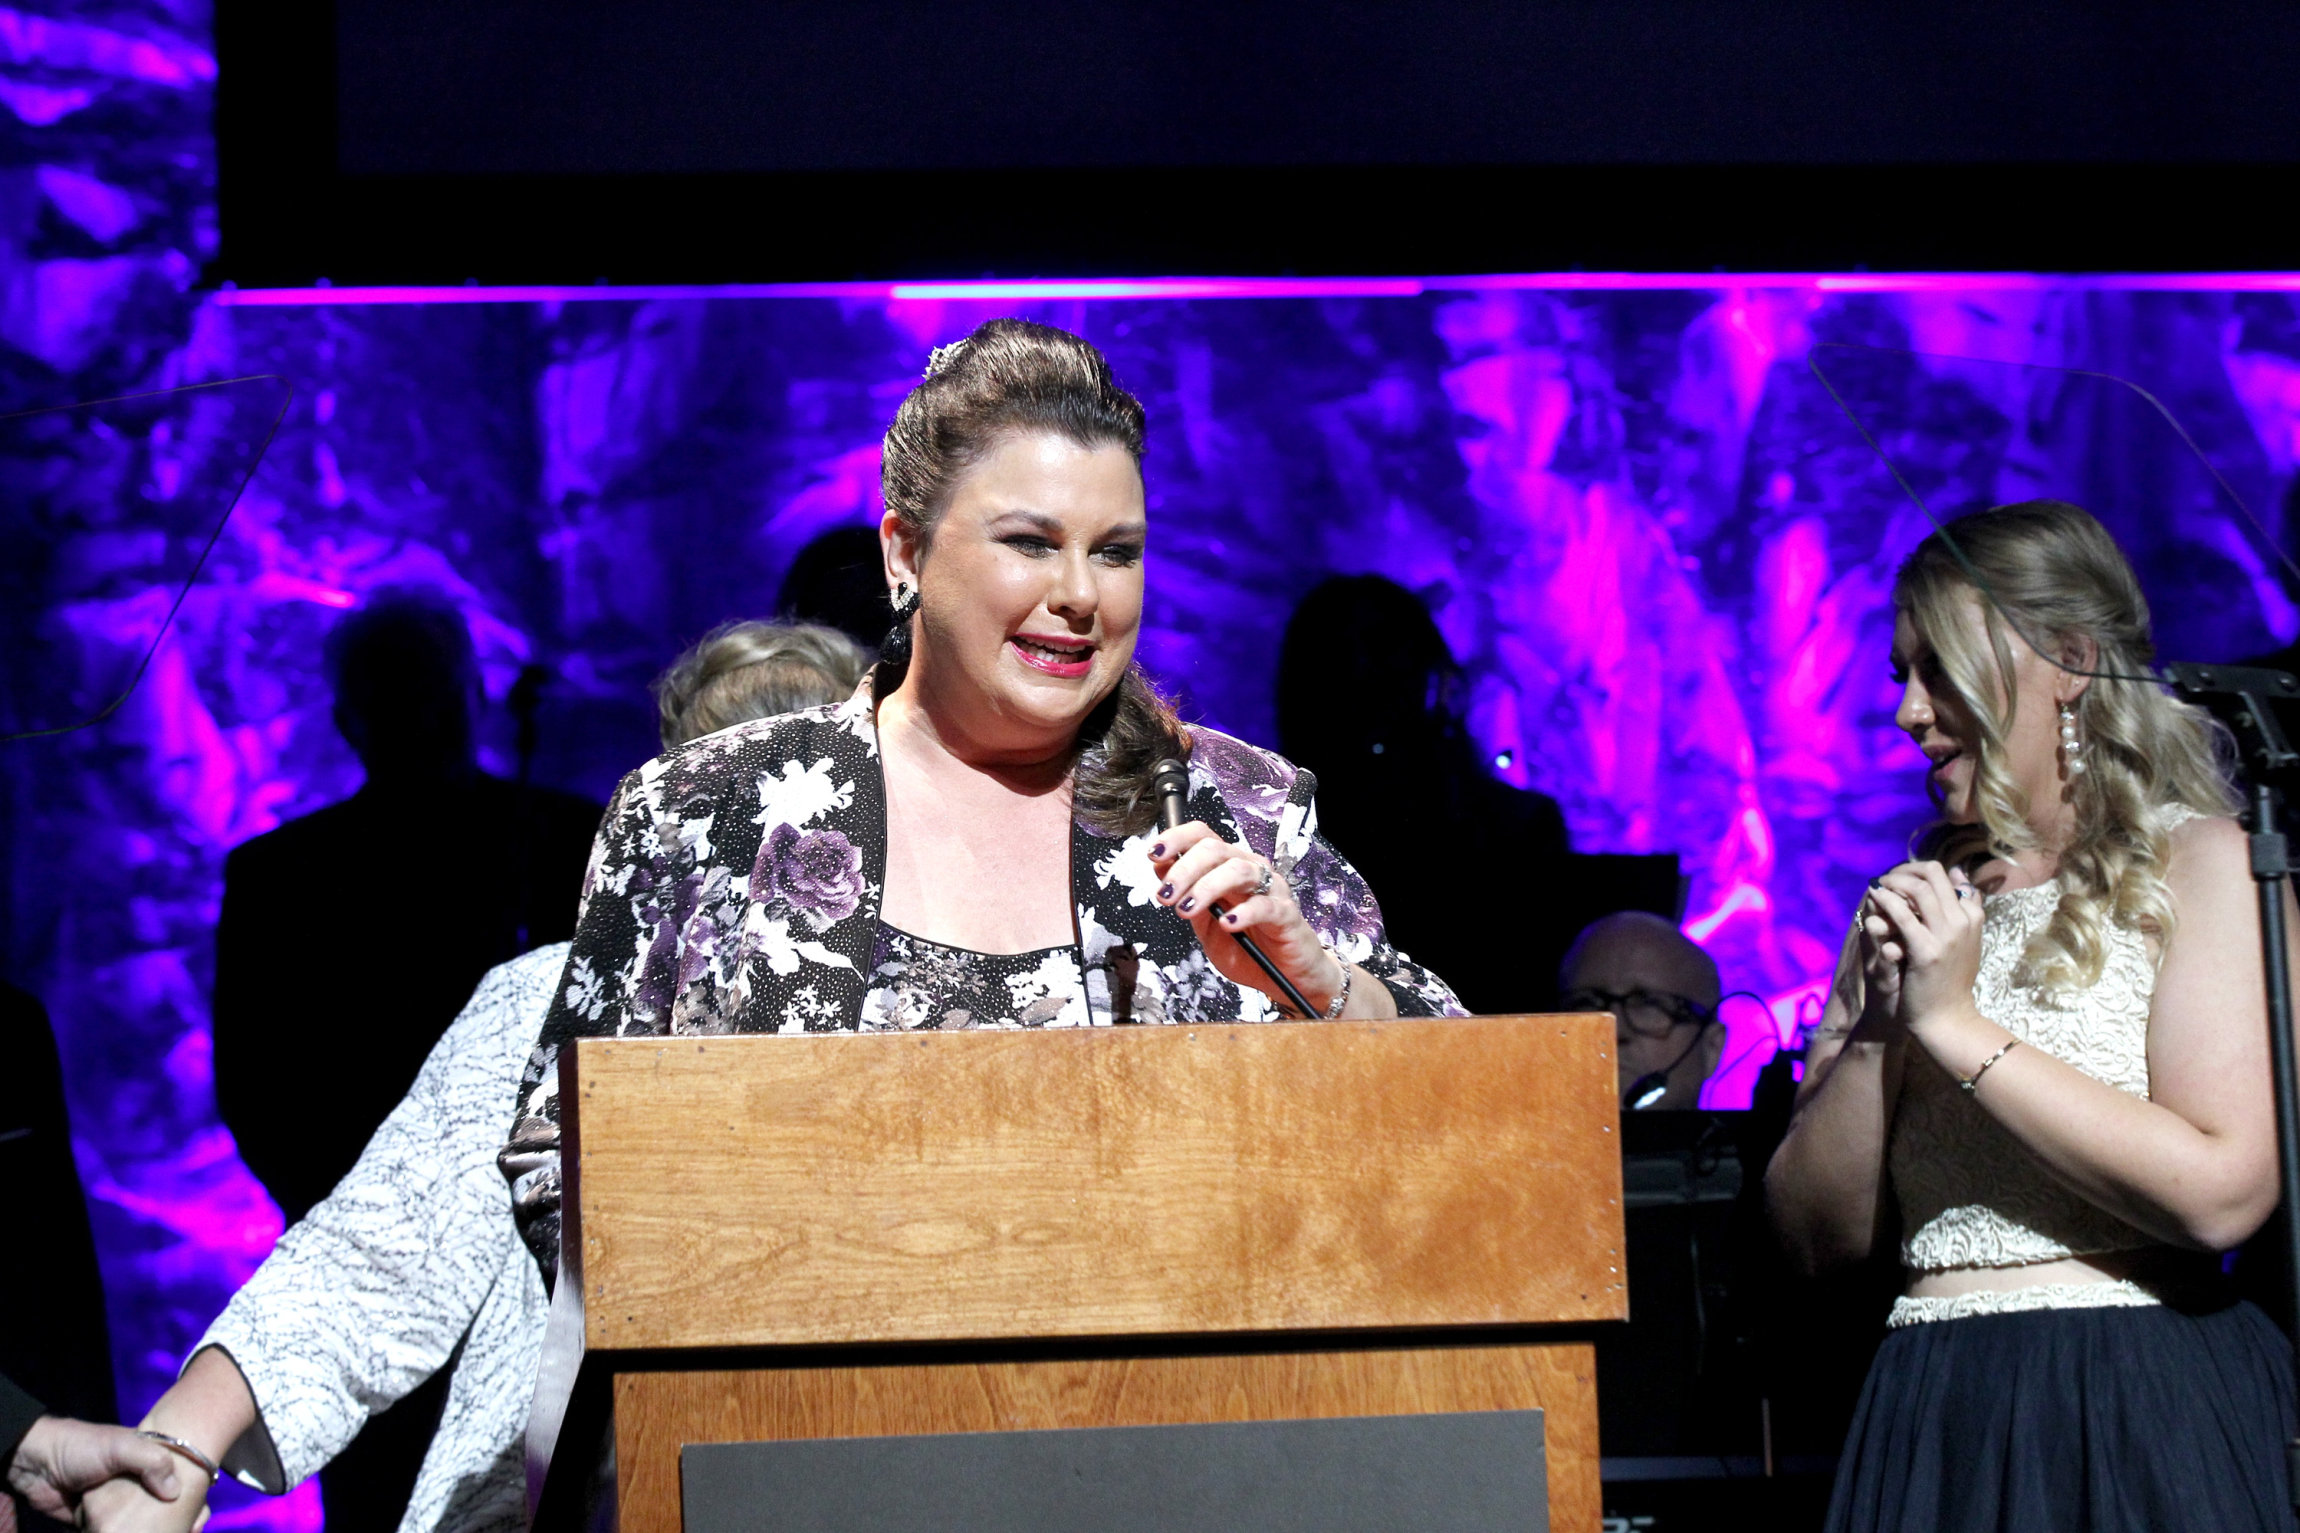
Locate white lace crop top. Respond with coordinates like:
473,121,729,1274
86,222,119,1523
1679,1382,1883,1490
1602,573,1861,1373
1890,872,2166,1276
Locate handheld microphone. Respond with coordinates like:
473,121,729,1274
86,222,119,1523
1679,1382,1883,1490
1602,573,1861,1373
1150,758,1320,1020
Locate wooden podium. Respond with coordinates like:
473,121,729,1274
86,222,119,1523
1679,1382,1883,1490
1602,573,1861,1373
528,1014,1625,1532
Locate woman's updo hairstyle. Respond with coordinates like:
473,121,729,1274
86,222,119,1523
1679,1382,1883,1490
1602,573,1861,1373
1897,499,2236,990
877,317,1186,836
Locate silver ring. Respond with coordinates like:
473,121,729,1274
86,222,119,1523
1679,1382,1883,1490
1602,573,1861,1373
1954,885,1973,900
1251,863,1274,899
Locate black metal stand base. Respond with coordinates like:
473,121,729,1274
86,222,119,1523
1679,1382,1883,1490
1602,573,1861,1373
2168,664,2300,1514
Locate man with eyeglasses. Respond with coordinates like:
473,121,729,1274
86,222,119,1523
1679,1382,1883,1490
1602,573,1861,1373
1559,912,1723,1110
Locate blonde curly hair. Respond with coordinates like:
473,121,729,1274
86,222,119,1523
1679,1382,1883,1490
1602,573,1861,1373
1897,500,2237,992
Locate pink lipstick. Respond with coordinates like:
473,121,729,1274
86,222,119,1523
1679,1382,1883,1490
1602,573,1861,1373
1010,633,1094,677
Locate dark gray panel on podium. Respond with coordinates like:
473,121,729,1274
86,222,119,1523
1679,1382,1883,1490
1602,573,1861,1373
680,1408,1546,1533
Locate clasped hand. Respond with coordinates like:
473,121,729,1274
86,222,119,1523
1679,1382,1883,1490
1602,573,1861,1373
4,1417,204,1533
74,1471,208,1533
1148,821,1342,1013
1860,859,1985,1037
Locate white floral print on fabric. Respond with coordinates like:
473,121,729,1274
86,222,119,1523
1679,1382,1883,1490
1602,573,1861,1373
858,925,1088,1031
754,757,855,834
832,688,880,757
1272,793,1318,881
1094,831,1168,908
1158,948,1233,1015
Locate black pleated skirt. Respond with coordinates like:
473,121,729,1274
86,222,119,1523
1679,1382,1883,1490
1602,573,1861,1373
1825,1298,2297,1533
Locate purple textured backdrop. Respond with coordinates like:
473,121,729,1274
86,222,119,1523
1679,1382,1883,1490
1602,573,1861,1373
7,6,2300,1532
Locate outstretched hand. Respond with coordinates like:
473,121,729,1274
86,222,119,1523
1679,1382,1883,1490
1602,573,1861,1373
1147,821,1345,1015
6,1416,187,1525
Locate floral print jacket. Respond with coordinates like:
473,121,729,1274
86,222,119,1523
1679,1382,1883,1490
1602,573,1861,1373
500,689,1464,1274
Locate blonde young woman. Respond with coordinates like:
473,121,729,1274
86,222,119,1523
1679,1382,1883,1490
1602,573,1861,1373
1767,501,2294,1531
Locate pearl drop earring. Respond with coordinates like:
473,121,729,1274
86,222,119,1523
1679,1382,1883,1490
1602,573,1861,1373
2059,700,2086,775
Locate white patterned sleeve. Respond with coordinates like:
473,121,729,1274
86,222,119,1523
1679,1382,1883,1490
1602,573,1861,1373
197,945,568,1491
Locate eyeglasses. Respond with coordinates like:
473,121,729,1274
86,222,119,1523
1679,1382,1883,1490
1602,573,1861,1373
1559,986,1716,1039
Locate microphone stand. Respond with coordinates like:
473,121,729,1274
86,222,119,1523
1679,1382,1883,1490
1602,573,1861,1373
2165,661,2300,1511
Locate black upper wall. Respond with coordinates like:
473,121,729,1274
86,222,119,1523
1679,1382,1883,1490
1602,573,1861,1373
218,1,2300,282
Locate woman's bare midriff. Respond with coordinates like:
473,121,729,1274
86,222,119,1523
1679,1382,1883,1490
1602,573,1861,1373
1907,1246,2209,1299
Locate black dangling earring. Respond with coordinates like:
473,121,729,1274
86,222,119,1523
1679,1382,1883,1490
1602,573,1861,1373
881,582,920,668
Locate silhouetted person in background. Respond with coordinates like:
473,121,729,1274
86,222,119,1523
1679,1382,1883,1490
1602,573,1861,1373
1275,575,1574,1013
1,981,119,1533
212,588,599,1533
775,524,889,656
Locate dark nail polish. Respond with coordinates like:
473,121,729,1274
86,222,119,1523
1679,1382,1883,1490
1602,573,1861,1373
1159,883,1174,901
1180,897,1197,913
1224,912,1241,926
1151,842,1166,858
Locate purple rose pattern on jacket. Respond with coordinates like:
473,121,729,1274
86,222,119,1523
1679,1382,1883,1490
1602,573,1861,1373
500,692,1464,1276
752,822,865,932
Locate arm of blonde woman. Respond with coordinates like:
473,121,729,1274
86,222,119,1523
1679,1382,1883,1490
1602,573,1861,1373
1765,905,1911,1274
1148,821,1397,1019
1867,819,2282,1253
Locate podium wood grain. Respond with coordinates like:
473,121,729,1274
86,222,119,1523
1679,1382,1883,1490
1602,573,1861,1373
618,1342,1601,1533
548,1015,1625,1533
572,1015,1625,1352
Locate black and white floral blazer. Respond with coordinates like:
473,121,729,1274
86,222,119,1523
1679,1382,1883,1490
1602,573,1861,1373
501,688,1464,1272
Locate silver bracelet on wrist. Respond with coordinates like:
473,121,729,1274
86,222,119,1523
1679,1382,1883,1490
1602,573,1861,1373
1321,955,1351,1019
138,1431,221,1487
1958,1037,2020,1094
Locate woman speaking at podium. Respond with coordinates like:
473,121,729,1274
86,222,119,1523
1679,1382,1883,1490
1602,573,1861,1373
1766,501,2294,1532
502,319,1462,1271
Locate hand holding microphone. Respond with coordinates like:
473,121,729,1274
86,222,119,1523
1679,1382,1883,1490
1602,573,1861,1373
1148,759,1341,1019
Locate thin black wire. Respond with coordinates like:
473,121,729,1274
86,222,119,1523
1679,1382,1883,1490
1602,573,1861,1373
1805,341,2299,687
1702,989,1783,1085
2,376,295,744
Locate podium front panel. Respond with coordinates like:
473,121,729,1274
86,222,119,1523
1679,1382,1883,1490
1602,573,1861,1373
681,1407,1547,1532
622,1341,1595,1533
569,1014,1625,1352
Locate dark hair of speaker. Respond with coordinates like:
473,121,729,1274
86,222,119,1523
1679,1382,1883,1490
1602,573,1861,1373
875,318,1188,836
